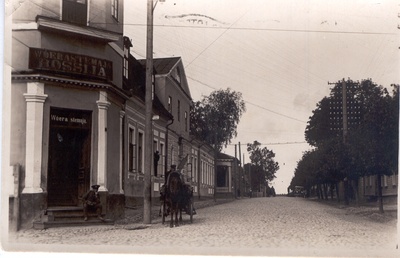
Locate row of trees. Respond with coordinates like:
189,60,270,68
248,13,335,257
190,89,279,193
290,79,398,212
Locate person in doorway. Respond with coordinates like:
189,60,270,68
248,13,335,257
82,184,104,221
154,151,160,177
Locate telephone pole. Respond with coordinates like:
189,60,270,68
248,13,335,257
328,78,361,205
143,0,154,224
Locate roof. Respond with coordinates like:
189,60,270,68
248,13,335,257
138,57,181,75
217,153,237,160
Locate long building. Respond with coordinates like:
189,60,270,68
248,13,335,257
4,0,222,231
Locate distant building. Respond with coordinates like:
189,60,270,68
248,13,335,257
216,153,240,199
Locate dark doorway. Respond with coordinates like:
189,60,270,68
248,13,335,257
47,108,91,206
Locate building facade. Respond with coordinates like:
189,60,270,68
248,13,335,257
6,0,127,230
216,153,240,199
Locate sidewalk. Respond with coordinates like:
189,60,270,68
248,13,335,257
115,198,235,225
309,197,397,223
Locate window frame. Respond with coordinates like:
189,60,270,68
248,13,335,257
62,0,88,26
111,0,119,21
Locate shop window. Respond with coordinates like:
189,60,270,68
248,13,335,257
62,0,88,25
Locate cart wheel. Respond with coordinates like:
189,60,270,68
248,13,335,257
189,200,193,224
162,202,166,224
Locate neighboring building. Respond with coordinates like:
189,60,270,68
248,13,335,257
358,175,398,202
137,57,216,201
216,153,240,199
123,53,173,207
6,0,127,230
190,138,215,199
139,58,194,184
310,174,398,203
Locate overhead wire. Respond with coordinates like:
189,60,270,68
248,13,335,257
121,23,398,36
186,74,307,123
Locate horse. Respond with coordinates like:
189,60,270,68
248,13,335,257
165,171,183,228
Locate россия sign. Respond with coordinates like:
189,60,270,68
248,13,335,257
29,48,113,81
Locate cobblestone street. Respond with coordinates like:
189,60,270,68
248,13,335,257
6,197,398,257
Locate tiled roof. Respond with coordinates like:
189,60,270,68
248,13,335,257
138,57,181,75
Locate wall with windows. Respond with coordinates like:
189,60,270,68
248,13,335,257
363,174,398,197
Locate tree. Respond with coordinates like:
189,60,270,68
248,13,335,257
305,97,337,147
300,78,398,212
190,88,246,151
347,81,399,212
247,141,279,191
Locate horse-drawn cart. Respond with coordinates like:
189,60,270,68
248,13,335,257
160,171,194,227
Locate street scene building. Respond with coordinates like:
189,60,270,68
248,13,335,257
3,0,397,236
4,0,231,231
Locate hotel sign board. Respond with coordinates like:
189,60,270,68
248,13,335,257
29,48,113,81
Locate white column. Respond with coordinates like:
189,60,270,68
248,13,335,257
96,91,110,192
22,82,47,193
119,110,125,194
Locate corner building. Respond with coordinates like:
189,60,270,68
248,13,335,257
6,0,127,229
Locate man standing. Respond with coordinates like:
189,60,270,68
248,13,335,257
82,185,104,221
154,151,160,177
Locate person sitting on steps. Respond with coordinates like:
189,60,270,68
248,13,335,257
82,184,104,221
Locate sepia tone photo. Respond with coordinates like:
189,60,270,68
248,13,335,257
1,0,399,257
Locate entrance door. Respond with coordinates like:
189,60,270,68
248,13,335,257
47,108,91,206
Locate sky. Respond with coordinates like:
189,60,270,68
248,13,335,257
124,0,400,194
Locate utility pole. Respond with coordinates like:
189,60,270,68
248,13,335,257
143,0,154,224
341,79,349,205
234,144,237,199
238,142,241,197
329,78,355,205
342,79,348,144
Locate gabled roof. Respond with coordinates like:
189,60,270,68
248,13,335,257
138,57,192,102
138,57,181,75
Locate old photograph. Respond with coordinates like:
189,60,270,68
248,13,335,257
1,0,399,257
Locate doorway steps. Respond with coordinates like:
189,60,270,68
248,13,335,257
33,206,114,229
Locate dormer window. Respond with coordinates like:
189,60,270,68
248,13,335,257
62,0,87,26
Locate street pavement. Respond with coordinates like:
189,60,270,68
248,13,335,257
5,197,399,257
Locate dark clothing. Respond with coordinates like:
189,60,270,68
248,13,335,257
154,152,160,176
82,189,103,219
